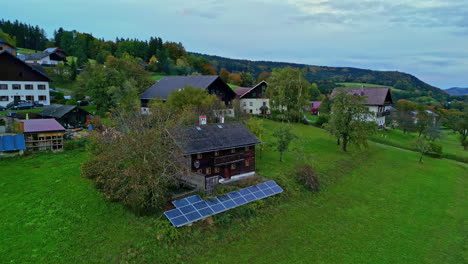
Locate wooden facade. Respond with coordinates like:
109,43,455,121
24,132,64,152
190,145,256,180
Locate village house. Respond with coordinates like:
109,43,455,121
235,81,270,115
309,101,322,115
40,104,91,128
139,75,237,114
0,51,51,108
331,87,393,128
0,40,17,56
15,119,65,152
22,47,67,66
172,120,261,193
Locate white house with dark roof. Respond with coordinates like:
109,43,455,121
0,51,51,108
235,81,270,115
331,87,394,127
22,47,67,66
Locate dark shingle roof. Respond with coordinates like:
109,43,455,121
0,51,51,81
172,122,261,154
331,87,393,105
40,104,79,118
139,76,220,100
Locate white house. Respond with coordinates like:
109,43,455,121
235,81,270,115
0,51,51,107
22,47,67,66
331,87,394,128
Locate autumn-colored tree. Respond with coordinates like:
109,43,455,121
219,68,230,82
200,64,217,75
256,71,271,83
229,73,242,86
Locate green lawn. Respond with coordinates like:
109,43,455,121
371,128,468,162
1,120,466,263
0,108,43,116
17,47,38,54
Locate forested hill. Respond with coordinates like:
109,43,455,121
192,52,449,104
446,87,468,96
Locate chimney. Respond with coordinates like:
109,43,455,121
199,115,207,125
220,115,224,124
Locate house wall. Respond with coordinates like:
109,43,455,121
25,56,60,66
0,81,50,107
0,45,16,56
189,146,256,180
367,105,391,127
241,98,270,114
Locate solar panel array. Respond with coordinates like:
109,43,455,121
164,180,283,227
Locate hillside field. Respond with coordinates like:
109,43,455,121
0,120,466,263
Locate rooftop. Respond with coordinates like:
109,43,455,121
21,119,65,133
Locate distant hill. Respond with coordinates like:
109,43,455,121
192,52,450,105
445,87,468,96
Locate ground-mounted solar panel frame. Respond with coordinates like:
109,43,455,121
164,180,283,227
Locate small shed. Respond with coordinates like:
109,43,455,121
40,104,91,128
16,119,66,152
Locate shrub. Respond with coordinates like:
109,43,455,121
315,114,329,127
294,164,320,191
427,142,443,158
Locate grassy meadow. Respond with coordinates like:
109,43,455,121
0,120,466,263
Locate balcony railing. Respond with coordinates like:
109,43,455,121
213,153,244,165
376,110,391,117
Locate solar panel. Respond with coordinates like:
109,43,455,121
164,180,283,227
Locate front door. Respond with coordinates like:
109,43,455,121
224,167,231,179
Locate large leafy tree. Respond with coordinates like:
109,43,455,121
325,90,377,152
444,107,468,150
272,124,296,161
267,67,310,122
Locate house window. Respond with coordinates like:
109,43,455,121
214,151,219,157
249,102,253,106
38,84,46,90
231,148,235,153
197,169,202,174
197,153,203,159
245,160,250,166
231,163,236,170
38,95,47,101
25,84,33,90
13,96,21,101
250,109,253,113
245,146,250,151
243,102,246,106
12,84,21,90
0,96,8,101
26,95,34,101
206,167,211,175
214,167,220,173
0,84,7,90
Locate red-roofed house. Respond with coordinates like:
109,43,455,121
235,81,269,115
15,119,65,151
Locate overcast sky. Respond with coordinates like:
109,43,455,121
3,0,468,89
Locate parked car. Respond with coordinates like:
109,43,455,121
11,102,34,110
6,100,27,109
0,105,6,111
32,101,44,107
77,100,89,106
7,112,17,118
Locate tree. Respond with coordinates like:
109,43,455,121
256,71,271,83
267,67,310,122
413,137,430,163
272,124,296,161
309,83,321,101
166,86,218,113
229,73,242,86
240,72,254,87
245,118,266,157
444,108,468,150
82,104,190,213
219,68,230,83
324,90,377,152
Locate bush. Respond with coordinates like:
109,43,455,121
294,164,320,191
427,142,443,158
315,114,329,127
64,138,89,151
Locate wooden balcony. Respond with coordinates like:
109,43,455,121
213,152,245,166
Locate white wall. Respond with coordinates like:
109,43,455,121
0,81,50,107
25,56,59,65
367,105,386,127
240,98,270,114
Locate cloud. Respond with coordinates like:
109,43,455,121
285,0,468,32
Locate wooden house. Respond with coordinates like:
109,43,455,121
40,104,91,128
15,119,65,152
331,87,393,128
0,40,17,56
235,81,270,115
139,76,237,114
172,122,261,193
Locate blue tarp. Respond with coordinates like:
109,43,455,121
0,135,26,151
